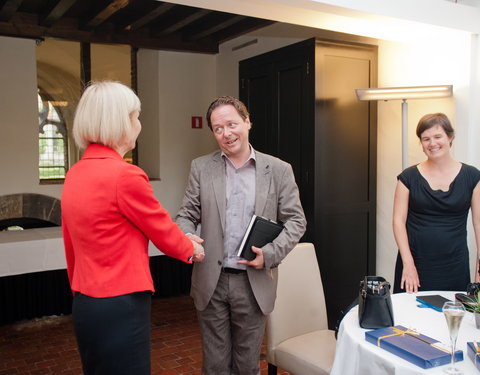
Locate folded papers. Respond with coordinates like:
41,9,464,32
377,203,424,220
365,325,463,369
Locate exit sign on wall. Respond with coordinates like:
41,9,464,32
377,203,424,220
191,116,202,129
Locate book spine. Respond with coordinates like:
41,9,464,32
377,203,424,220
236,215,257,257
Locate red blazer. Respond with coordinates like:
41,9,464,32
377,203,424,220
61,144,193,298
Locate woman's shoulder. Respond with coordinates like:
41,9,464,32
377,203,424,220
398,164,419,179
460,163,480,182
109,160,149,185
461,163,480,173
397,165,420,189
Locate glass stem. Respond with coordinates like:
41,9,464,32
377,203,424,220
451,336,456,369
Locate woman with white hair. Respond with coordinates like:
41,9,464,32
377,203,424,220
61,81,205,375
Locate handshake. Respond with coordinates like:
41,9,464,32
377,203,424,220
187,233,205,262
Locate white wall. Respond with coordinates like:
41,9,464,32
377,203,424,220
137,49,161,180
376,34,475,283
0,36,63,199
137,49,218,214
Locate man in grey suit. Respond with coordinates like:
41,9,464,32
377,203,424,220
176,96,306,375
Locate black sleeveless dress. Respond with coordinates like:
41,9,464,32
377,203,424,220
393,163,480,293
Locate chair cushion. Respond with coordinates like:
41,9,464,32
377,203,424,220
274,330,336,375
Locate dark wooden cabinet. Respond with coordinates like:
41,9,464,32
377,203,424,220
240,38,377,328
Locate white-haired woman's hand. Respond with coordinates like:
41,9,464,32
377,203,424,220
188,234,205,262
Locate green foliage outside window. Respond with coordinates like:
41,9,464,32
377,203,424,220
38,92,68,180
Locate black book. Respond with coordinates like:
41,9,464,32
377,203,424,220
416,295,452,312
236,215,283,261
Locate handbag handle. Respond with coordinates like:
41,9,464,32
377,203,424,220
361,276,390,295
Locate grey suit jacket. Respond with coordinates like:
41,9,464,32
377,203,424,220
176,149,306,314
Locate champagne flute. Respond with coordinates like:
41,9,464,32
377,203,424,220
442,301,466,375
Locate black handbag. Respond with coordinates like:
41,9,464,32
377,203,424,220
358,276,394,329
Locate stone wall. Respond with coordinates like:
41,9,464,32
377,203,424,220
0,193,61,229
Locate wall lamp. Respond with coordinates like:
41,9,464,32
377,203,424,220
355,85,453,169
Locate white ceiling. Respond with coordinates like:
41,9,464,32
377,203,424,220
165,0,480,42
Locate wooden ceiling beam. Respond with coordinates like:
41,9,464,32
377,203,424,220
187,15,245,41
156,8,210,36
0,2,275,53
124,2,175,31
0,0,23,22
128,34,218,53
84,0,129,29
213,19,275,44
40,0,77,27
0,12,218,53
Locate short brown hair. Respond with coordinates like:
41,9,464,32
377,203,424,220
205,96,250,130
416,113,455,140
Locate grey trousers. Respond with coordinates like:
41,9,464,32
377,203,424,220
197,271,266,375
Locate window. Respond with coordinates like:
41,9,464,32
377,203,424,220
36,38,80,182
38,92,68,180
36,39,136,182
91,43,136,164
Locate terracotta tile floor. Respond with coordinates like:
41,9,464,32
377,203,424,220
0,295,291,375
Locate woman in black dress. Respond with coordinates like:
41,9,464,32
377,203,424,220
393,113,480,293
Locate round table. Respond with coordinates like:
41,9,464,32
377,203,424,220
330,291,478,375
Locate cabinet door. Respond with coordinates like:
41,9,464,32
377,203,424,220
240,39,315,242
240,62,276,156
314,41,377,327
240,38,377,328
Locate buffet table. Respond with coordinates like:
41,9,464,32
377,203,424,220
331,291,478,375
0,227,191,325
0,227,165,277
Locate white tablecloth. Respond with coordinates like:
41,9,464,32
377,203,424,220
0,227,164,277
331,291,479,375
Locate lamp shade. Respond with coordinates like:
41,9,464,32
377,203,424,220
355,85,453,101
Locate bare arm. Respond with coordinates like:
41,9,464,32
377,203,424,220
471,182,480,282
392,180,420,293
